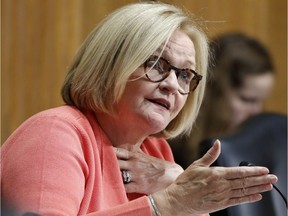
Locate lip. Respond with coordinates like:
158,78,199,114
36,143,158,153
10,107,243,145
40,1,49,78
147,98,171,110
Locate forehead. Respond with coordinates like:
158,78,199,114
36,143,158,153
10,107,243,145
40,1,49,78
162,30,196,67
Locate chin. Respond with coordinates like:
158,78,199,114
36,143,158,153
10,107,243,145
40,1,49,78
145,119,169,134
137,110,170,132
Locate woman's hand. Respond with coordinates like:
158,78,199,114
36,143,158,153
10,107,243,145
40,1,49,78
115,144,184,194
152,140,278,216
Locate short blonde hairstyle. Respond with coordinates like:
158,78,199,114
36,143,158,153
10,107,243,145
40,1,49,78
61,2,209,139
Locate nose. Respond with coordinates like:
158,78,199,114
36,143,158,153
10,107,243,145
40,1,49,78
158,70,179,94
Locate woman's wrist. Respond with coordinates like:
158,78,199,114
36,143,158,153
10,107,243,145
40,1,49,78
149,190,177,216
148,194,161,216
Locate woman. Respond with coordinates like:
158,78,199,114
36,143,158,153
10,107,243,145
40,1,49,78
1,2,277,216
170,33,275,168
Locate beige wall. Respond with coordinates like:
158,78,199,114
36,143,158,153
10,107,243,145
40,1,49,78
2,0,287,143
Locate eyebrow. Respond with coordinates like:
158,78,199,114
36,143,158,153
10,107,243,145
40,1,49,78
160,47,196,69
161,55,195,70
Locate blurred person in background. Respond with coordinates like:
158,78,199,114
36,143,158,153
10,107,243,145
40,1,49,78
170,33,275,169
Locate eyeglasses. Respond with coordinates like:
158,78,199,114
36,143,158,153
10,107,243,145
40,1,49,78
143,55,202,95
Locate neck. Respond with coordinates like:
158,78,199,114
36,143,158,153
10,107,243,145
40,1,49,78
94,111,148,148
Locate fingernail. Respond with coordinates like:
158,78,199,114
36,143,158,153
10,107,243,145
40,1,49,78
255,194,262,201
268,174,278,183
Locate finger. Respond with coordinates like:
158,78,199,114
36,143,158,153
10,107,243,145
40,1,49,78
118,160,131,170
230,183,273,198
193,139,221,167
114,147,131,160
230,174,277,189
223,166,271,180
226,193,263,207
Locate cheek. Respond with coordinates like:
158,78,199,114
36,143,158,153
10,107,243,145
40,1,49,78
123,80,150,100
119,79,157,112
172,96,187,118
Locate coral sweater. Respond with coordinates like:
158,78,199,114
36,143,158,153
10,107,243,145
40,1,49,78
1,105,209,216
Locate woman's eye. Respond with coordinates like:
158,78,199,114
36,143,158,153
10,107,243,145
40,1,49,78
145,57,167,74
146,60,157,68
149,61,165,74
179,71,192,83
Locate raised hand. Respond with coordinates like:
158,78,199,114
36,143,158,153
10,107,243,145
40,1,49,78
152,140,278,216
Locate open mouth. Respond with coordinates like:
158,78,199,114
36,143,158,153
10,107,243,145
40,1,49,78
147,99,170,110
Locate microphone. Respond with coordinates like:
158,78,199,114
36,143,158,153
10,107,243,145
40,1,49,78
239,161,255,167
239,161,287,208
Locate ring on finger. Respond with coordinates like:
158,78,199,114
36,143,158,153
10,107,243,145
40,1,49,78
122,170,132,184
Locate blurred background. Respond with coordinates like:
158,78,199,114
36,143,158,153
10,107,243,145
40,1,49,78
1,0,287,143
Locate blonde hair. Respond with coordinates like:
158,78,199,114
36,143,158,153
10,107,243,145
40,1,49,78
61,2,209,139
